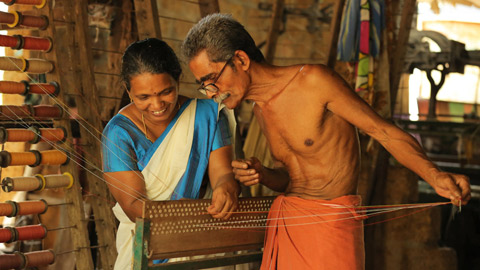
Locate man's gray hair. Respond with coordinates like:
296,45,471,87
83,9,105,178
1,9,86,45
181,13,265,63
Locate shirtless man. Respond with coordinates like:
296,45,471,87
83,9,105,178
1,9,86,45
182,13,471,270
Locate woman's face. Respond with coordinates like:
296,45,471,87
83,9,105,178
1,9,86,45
129,72,179,125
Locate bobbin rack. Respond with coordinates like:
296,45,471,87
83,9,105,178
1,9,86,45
0,0,117,269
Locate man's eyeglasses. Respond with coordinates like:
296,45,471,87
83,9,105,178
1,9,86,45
197,57,233,95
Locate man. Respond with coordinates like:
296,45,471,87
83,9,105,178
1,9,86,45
182,13,471,270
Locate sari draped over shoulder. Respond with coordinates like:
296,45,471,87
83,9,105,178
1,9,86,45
102,99,234,270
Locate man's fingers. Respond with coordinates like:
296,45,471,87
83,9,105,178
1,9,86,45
444,177,462,200
457,176,471,199
234,168,257,176
231,160,249,169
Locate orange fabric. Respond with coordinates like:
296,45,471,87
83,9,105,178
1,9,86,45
261,195,365,270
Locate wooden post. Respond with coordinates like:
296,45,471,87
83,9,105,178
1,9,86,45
264,0,285,63
72,0,119,269
40,2,94,270
133,0,162,39
326,0,346,68
389,0,417,112
198,0,220,17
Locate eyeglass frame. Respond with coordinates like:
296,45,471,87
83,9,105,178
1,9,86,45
197,56,233,95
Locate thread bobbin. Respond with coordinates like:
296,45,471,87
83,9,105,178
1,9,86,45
49,81,60,96
6,10,21,28
4,0,15,6
15,224,47,241
15,251,27,269
5,200,18,217
0,150,11,167
27,126,40,144
1,175,44,192
0,126,7,144
4,227,18,243
19,80,30,95
37,15,49,29
35,174,46,191
16,199,48,216
10,34,23,50
54,126,67,143
29,149,42,167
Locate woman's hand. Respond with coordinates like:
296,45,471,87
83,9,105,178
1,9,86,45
208,179,240,219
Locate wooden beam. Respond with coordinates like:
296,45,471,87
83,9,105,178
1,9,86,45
264,0,285,63
326,0,346,68
133,0,162,39
198,0,220,17
72,1,118,268
41,2,94,270
389,0,417,112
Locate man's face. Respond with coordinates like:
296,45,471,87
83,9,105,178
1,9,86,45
189,50,245,109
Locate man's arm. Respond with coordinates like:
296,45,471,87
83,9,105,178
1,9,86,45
232,157,290,192
313,65,471,205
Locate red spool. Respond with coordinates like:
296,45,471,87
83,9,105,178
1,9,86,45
24,250,55,268
0,11,15,25
0,227,14,243
0,201,15,216
0,253,25,270
40,150,68,165
1,0,44,6
39,127,66,142
21,14,48,29
15,224,47,241
29,82,58,96
0,105,32,119
0,81,27,94
32,105,62,118
22,36,52,52
16,200,48,216
0,128,36,143
0,34,21,49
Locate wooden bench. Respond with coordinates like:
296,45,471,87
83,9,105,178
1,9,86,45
133,197,275,269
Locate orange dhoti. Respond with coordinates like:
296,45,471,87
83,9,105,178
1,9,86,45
261,195,365,270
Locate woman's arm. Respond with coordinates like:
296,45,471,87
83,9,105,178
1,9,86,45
207,145,240,219
104,171,147,222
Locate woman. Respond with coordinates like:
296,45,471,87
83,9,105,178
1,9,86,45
102,38,240,270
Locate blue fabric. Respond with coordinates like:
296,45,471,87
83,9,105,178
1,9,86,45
102,99,231,197
337,0,385,62
103,98,232,264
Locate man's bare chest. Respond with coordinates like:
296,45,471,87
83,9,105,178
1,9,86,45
255,107,330,158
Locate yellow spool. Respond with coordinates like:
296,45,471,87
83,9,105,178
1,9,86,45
7,11,20,28
35,0,46,9
63,172,74,189
34,174,46,191
19,57,27,72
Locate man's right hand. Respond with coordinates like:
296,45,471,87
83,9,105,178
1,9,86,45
231,157,264,186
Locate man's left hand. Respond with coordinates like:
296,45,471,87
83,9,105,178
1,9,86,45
432,172,471,206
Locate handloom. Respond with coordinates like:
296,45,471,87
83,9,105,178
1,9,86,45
133,197,275,269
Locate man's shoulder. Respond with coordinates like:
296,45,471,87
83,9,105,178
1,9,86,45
301,63,336,77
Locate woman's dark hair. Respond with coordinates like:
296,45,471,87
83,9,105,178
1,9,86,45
121,38,182,90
